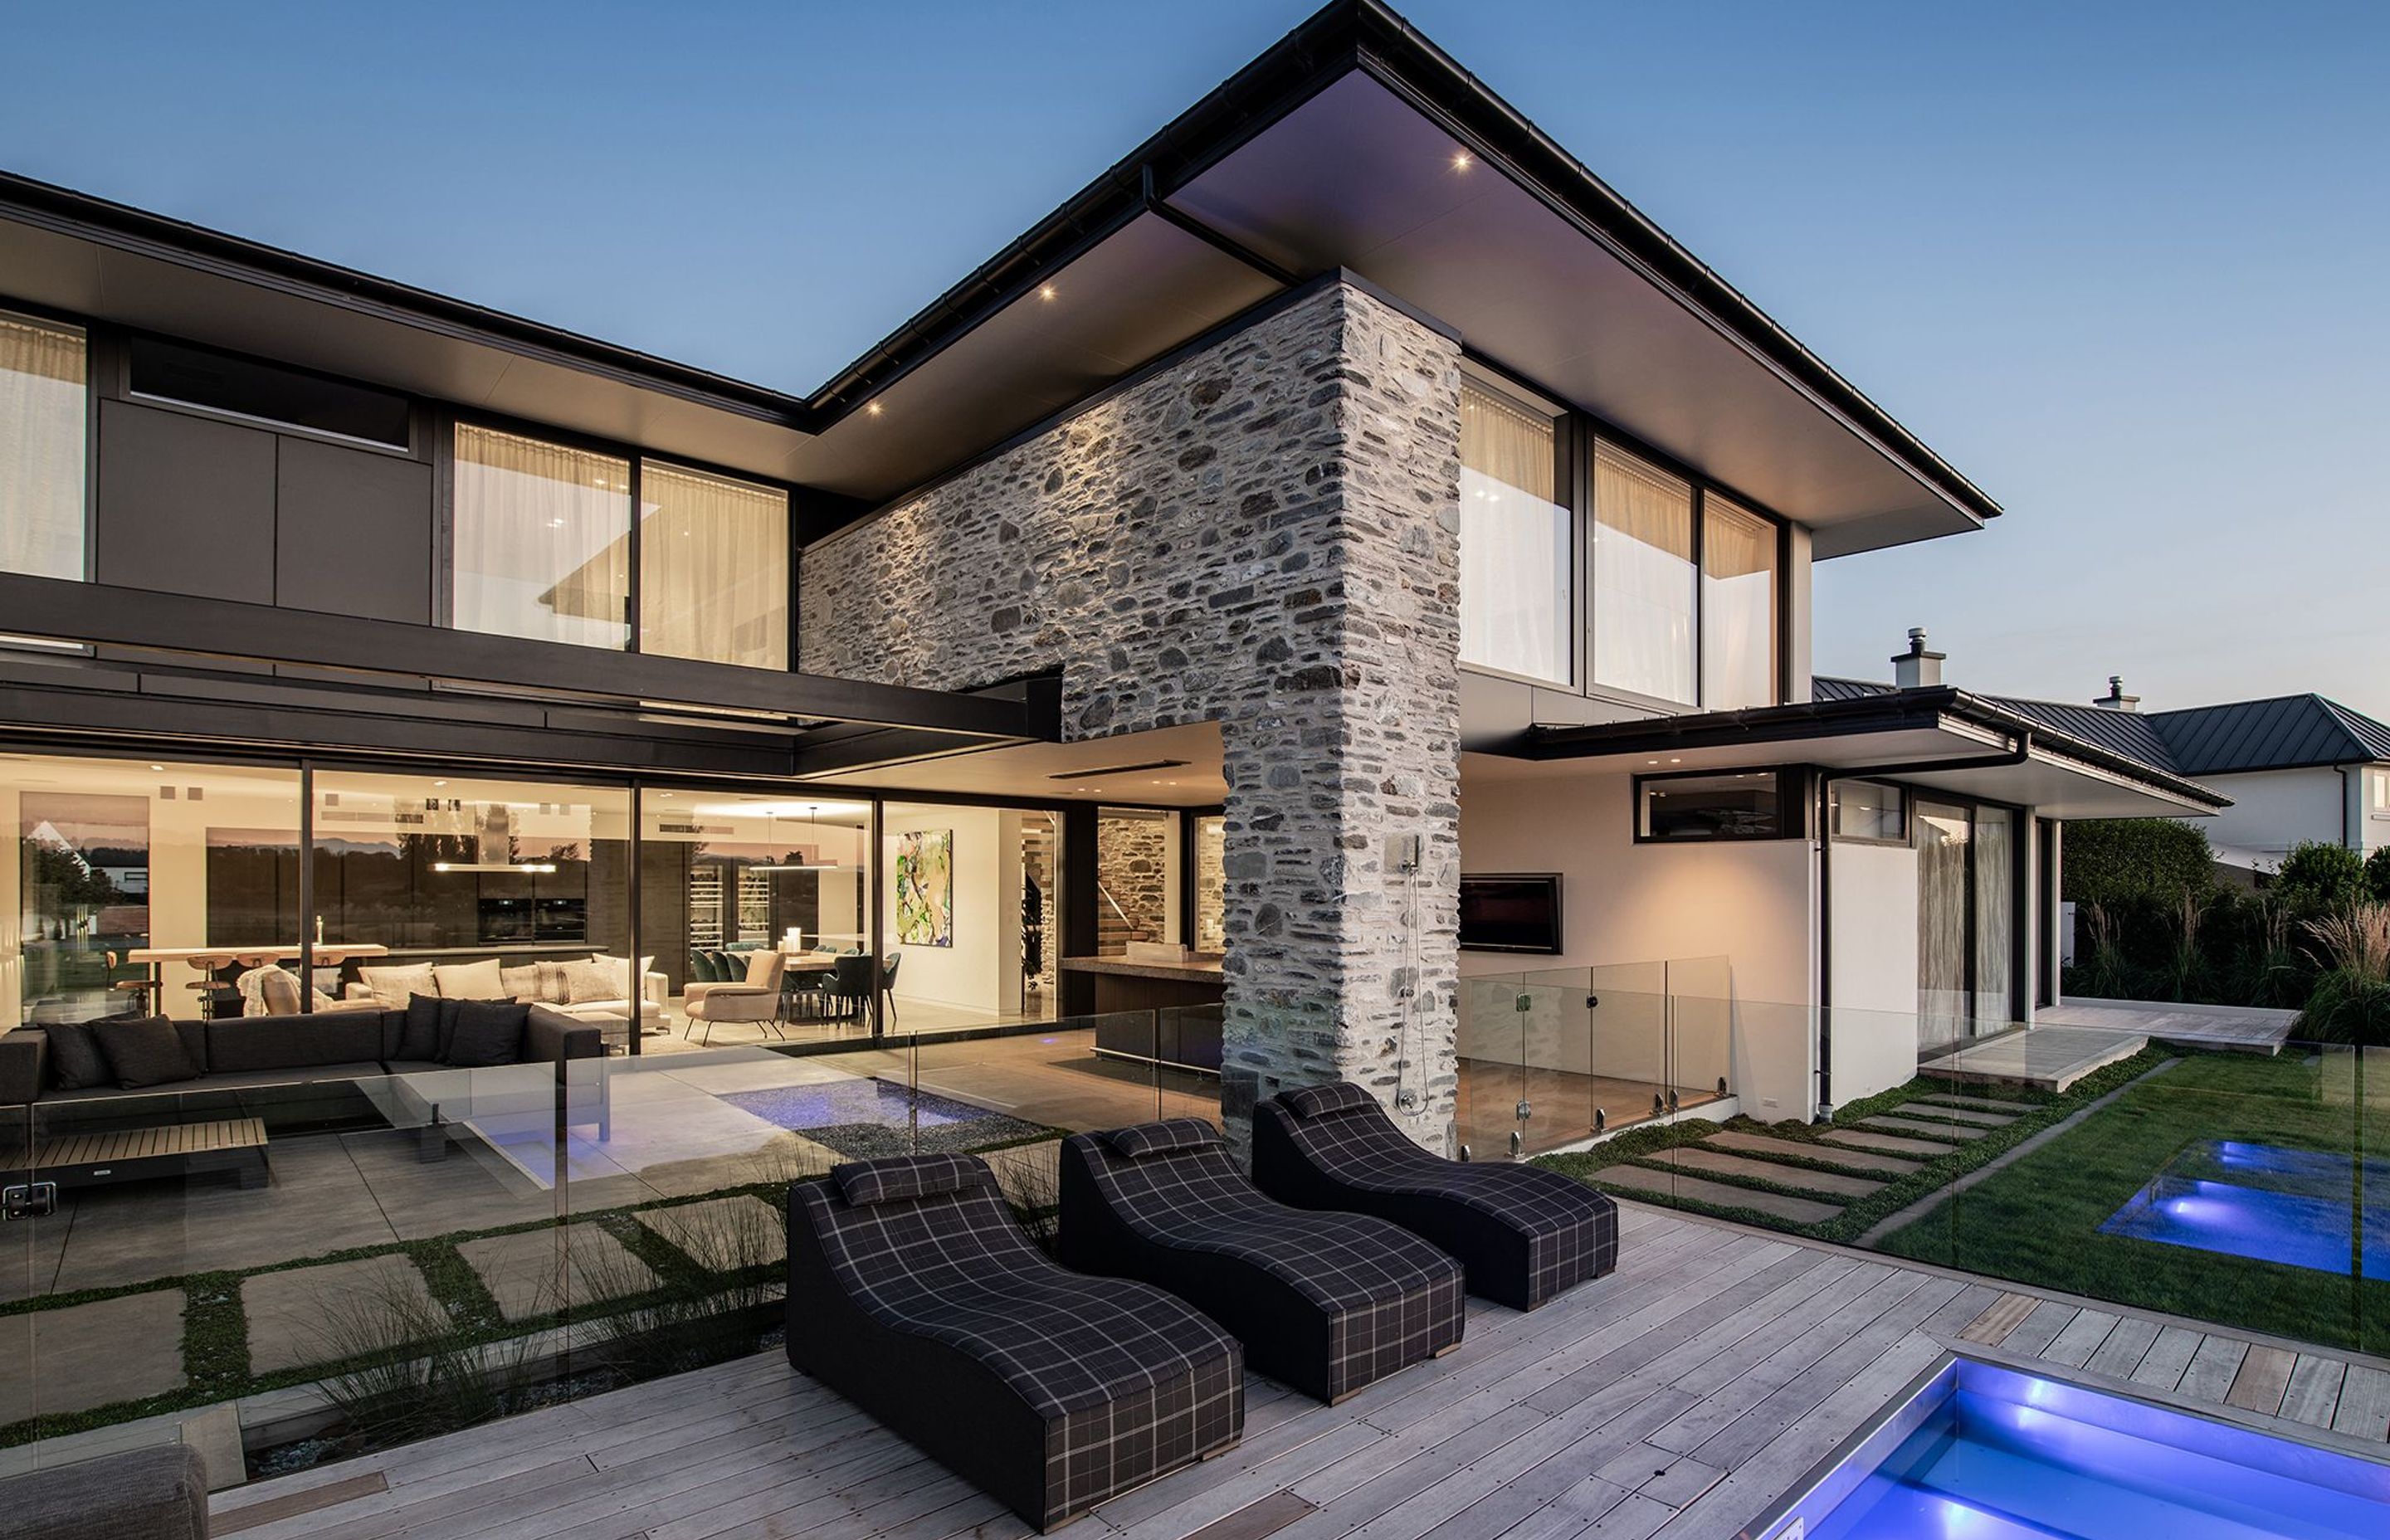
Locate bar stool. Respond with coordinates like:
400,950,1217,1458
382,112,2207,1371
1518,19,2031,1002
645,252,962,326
105,951,159,1015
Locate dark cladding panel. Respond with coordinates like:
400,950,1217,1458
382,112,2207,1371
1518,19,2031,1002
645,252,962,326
95,397,276,602
274,436,433,623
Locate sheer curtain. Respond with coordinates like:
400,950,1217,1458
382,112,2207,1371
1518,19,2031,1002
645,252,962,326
1915,800,1972,1053
639,462,788,669
1700,495,1778,709
1973,807,2014,1030
0,313,85,580
1458,383,1569,684
1591,441,1695,704
451,425,630,648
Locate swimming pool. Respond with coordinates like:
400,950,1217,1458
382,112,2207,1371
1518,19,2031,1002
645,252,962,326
1749,1355,2390,1539
2098,1139,2390,1278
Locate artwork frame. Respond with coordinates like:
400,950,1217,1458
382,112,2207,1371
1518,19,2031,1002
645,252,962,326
895,828,954,948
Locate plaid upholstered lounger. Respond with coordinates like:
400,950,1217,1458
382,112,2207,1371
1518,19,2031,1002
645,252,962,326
786,1153,1244,1531
1057,1118,1464,1403
1251,1081,1619,1312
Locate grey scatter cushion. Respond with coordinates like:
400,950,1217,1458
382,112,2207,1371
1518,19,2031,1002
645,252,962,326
44,1022,113,1091
92,1015,202,1089
399,994,445,1061
560,959,621,1006
534,961,573,1004
441,1000,529,1067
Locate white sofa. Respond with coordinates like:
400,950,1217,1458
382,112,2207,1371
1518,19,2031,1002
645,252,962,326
346,954,667,1050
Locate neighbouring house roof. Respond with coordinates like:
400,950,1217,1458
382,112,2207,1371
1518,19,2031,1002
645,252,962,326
0,0,2000,550
1816,678,2390,779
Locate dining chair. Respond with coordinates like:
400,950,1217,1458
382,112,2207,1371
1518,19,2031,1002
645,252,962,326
880,953,903,1024
827,954,876,1028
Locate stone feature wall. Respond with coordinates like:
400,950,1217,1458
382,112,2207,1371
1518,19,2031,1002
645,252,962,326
799,281,1463,1149
1095,811,1169,948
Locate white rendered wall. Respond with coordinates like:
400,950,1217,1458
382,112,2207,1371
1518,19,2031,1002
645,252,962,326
2193,767,2351,865
882,805,1017,1014
1827,838,1921,1109
1458,765,1817,1123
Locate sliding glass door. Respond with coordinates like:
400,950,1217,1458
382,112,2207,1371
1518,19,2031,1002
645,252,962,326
1915,795,2021,1057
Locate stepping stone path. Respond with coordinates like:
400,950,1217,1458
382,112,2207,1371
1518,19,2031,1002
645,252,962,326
1593,1094,2031,1229
1588,1164,1842,1225
0,1289,188,1422
245,1254,440,1373
634,1195,785,1274
458,1221,657,1323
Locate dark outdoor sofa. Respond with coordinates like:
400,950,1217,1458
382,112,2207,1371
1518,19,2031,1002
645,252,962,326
0,1005,604,1189
1252,1081,1619,1312
788,1153,1244,1532
1058,1118,1464,1403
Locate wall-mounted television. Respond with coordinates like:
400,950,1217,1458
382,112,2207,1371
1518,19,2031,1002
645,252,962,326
1459,874,1563,954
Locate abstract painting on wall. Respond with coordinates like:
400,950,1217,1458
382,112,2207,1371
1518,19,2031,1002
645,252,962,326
895,828,954,947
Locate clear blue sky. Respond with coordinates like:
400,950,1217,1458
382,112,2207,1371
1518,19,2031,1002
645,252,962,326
5,1,2384,716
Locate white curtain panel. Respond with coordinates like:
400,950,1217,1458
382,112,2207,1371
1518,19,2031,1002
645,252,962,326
1700,495,1778,710
638,461,789,670
1915,799,1973,1050
1973,806,2015,1029
1591,441,1695,704
1458,383,1569,684
451,424,631,647
0,313,85,581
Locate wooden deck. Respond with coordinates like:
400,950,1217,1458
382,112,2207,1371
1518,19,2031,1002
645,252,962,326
210,1204,2390,1540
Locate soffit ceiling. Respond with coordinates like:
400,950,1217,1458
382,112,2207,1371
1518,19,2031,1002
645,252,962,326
811,722,1228,807
1166,75,1980,557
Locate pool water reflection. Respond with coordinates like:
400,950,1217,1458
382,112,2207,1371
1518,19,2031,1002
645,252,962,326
2098,1140,2390,1278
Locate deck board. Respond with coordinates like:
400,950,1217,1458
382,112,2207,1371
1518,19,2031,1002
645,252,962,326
214,1205,2390,1540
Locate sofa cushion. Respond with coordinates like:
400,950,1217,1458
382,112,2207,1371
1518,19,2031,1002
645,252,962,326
560,959,620,1006
1285,1081,1379,1120
358,962,437,1009
399,994,447,1061
433,958,507,1001
92,1016,202,1089
534,960,573,1004
500,963,539,1001
176,1061,387,1094
42,1022,114,1092
442,1000,529,1068
1105,1118,1225,1158
206,1011,383,1073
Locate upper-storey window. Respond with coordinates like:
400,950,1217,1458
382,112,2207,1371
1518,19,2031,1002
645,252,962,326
453,424,632,648
1701,493,1778,710
1591,440,1697,704
1458,380,1569,685
451,424,790,666
129,335,410,449
0,310,86,581
639,461,788,670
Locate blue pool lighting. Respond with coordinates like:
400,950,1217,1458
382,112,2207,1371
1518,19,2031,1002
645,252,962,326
2097,1139,2388,1277
1752,1356,2390,1539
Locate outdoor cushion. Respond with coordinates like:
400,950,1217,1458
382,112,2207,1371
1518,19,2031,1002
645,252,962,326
92,1015,202,1089
154,1061,388,1094
399,994,449,1060
1285,1080,1378,1119
833,1152,987,1206
41,1022,112,1092
788,1154,1244,1530
1253,1082,1619,1313
357,962,437,1009
442,1000,529,1067
1105,1118,1226,1158
0,1440,208,1540
1061,1123,1463,1401
433,958,508,1001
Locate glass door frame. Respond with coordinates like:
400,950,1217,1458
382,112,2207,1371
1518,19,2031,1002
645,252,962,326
1905,786,2030,1050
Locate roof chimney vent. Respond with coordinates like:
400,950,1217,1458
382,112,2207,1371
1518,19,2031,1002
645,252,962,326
2094,675,2141,712
1892,627,1945,690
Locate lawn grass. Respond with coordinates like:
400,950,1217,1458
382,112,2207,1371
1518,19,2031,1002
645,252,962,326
1871,1051,2390,1354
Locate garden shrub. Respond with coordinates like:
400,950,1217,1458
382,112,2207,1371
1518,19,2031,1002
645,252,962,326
2061,819,2215,908
2367,845,2390,904
2274,840,2366,917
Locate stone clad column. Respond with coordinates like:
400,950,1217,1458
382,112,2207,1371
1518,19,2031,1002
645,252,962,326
1209,287,1463,1153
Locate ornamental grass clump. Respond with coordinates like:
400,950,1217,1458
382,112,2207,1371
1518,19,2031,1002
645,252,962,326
2295,903,2390,1045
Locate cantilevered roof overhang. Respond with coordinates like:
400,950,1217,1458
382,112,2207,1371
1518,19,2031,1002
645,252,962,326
0,2,2001,554
1499,690,2230,820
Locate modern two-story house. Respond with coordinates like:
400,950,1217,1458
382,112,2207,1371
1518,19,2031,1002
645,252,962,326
0,0,2223,1160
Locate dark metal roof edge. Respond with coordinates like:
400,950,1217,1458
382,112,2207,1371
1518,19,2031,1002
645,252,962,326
1517,688,2227,808
0,169,816,428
